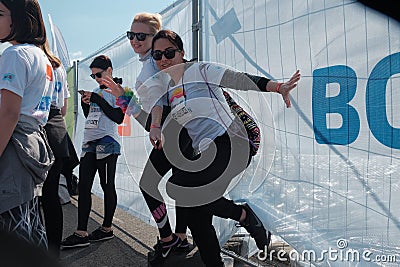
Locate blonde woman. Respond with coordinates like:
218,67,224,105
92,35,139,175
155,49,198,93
105,13,193,263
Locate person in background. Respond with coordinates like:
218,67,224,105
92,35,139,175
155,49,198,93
60,55,124,249
61,137,80,196
103,12,193,263
150,29,301,267
40,39,74,258
0,0,54,250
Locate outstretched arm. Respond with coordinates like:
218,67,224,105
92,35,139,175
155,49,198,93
220,69,301,108
265,70,300,108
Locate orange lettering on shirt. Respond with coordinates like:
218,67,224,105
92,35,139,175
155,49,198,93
46,64,53,81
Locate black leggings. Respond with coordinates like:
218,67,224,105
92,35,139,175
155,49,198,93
139,127,194,239
41,158,63,257
41,107,70,257
77,153,118,231
167,133,250,267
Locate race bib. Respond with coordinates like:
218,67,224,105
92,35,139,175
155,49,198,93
171,101,192,125
85,111,101,129
169,87,191,125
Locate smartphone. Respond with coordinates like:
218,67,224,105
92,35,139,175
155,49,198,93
78,90,85,95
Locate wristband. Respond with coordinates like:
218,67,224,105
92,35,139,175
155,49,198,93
276,83,282,93
150,124,161,129
116,87,133,113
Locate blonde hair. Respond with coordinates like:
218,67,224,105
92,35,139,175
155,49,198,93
132,12,162,35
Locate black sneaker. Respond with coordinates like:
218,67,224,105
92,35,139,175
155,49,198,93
60,232,90,249
176,238,192,252
240,203,271,251
149,234,182,265
89,227,114,242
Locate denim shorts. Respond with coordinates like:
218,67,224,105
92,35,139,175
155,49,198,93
81,136,120,159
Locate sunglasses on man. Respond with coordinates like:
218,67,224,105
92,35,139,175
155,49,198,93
126,31,153,41
151,48,181,61
90,70,105,79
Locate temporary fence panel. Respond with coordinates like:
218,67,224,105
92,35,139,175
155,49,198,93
202,0,400,266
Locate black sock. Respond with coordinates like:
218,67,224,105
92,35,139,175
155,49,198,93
162,234,180,248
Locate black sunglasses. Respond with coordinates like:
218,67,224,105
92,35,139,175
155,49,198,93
151,48,181,61
126,31,153,41
90,70,105,79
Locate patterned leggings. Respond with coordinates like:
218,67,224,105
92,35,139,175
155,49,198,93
0,197,48,250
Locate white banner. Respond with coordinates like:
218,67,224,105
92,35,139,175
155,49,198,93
48,14,71,69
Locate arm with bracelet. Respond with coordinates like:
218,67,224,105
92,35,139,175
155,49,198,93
104,81,160,132
220,69,300,108
102,76,148,119
148,103,163,149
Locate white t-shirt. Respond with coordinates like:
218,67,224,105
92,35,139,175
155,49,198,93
135,51,167,113
0,44,53,125
167,63,235,151
83,88,121,144
51,64,70,108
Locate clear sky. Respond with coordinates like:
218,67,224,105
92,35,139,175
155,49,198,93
38,0,176,62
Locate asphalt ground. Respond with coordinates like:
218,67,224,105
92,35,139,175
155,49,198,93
58,194,289,267
59,194,205,267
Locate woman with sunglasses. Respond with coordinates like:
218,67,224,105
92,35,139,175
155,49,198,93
150,30,300,267
61,55,125,249
0,0,54,249
104,12,194,264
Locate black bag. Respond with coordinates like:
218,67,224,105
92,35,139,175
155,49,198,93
144,105,172,131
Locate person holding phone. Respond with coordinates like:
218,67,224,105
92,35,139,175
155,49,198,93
61,55,124,249
39,39,74,258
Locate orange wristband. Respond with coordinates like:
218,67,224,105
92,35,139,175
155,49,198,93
150,124,161,129
276,83,282,93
